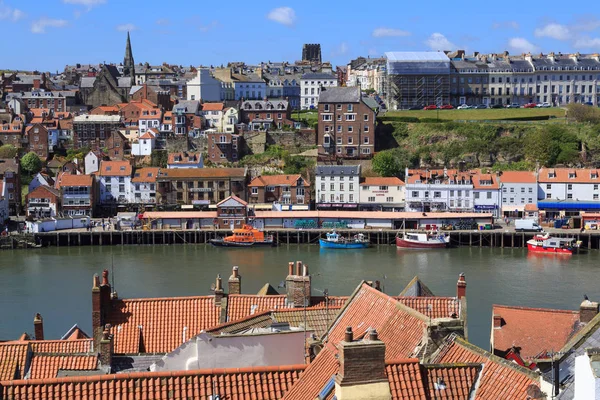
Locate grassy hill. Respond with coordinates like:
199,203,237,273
382,107,566,122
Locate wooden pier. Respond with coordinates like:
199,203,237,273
2,229,599,250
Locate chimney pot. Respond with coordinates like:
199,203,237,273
288,262,294,276
493,314,502,328
457,273,467,299
344,326,353,342
33,313,44,341
303,264,308,277
102,270,109,285
93,274,100,289
580,300,599,323
233,266,239,278
215,274,223,291
369,329,378,341
296,261,302,276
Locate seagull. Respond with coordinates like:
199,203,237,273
584,294,589,301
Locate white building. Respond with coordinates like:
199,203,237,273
84,150,107,175
234,74,267,101
574,346,600,399
300,73,338,109
538,168,600,218
138,107,162,135
98,160,132,204
472,173,501,217
201,103,225,131
186,68,224,102
499,171,538,217
28,172,54,193
131,167,159,204
222,107,239,133
131,129,157,156
315,165,361,209
0,177,8,224
359,177,405,211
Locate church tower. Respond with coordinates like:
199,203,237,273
123,31,135,83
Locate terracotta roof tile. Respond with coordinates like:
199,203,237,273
167,151,202,165
0,343,28,380
282,344,339,400
216,194,248,207
105,296,221,354
539,167,600,183
132,167,159,183
30,339,93,354
397,297,460,319
499,171,537,184
227,294,287,321
422,363,481,399
492,304,582,359
248,175,309,187
202,102,225,111
433,336,541,400
0,364,305,400
28,354,98,379
158,167,247,179
56,174,93,187
384,359,427,399
360,177,405,186
98,161,132,177
524,203,539,211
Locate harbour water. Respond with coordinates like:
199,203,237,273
1,244,600,350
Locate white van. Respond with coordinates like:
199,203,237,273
515,219,543,232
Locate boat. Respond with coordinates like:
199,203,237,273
396,232,450,249
209,224,276,247
526,233,581,255
319,231,370,249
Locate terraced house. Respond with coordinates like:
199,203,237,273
248,174,311,206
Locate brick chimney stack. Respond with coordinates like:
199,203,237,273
33,313,44,340
99,324,113,368
286,261,311,307
228,266,241,295
580,299,599,323
92,273,101,338
335,328,391,400
493,314,503,329
214,274,224,305
457,273,467,299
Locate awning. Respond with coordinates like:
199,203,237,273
538,201,600,210
181,205,195,210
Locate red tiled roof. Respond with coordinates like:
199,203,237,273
216,194,248,207
30,339,93,354
227,294,287,321
202,102,225,111
26,184,60,201
28,354,98,379
385,359,427,399
158,167,247,179
0,365,306,400
433,336,541,400
138,131,155,139
500,171,537,184
132,167,160,183
55,174,93,188
360,177,405,186
492,304,582,359
472,173,500,189
524,203,539,211
283,344,338,400
167,151,202,165
397,297,460,319
538,167,600,183
422,363,481,399
248,175,309,187
98,161,132,177
0,343,28,381
105,296,221,354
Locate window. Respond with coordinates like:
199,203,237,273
349,183,354,191
595,194,599,200
345,114,355,121
364,114,369,121
510,188,514,193
347,137,353,144
347,104,353,112
487,192,492,199
502,187,507,193
368,196,375,202
521,188,525,193
251,187,258,195
502,198,507,203
434,191,441,198
546,184,551,189
568,184,573,190
474,192,480,199
349,194,354,202
322,115,332,121
348,126,353,133
321,183,325,190
324,104,329,112
337,137,342,144
330,194,334,202
340,183,344,191
567,193,573,199
412,191,418,198
546,193,552,199
528,188,533,193
330,183,335,190
339,194,344,202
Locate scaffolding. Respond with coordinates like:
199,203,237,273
385,52,451,110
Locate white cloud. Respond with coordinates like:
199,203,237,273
31,17,68,34
534,23,570,40
372,27,410,38
573,36,600,49
507,37,539,53
63,0,105,6
0,1,25,21
425,33,455,51
492,21,519,30
267,7,295,27
116,23,137,32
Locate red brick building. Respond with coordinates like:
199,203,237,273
25,123,50,160
26,184,61,218
215,195,248,229
207,133,242,164
248,174,310,206
317,86,376,159
129,84,171,111
0,120,25,148
239,99,295,131
72,114,123,151
0,157,21,215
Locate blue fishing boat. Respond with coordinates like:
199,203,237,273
319,231,370,249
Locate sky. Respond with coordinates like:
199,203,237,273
2,0,600,72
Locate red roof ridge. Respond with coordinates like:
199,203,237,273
492,304,578,315
3,364,308,386
119,295,216,302
384,358,420,365
229,294,286,298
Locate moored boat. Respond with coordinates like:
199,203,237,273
526,233,580,255
396,232,450,249
210,224,275,247
319,231,370,249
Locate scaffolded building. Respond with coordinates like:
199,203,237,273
385,52,451,110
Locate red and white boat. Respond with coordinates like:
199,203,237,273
396,232,450,249
526,233,580,255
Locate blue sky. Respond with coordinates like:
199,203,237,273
2,0,600,72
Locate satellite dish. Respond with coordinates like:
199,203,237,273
210,283,216,291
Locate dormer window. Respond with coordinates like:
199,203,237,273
548,172,556,178
592,172,598,179
120,166,125,171
569,172,576,179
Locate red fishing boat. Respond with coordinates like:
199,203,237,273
526,233,580,255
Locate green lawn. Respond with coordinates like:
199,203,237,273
382,107,566,121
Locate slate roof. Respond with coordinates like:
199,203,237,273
172,100,200,114
318,86,361,103
315,165,361,176
0,365,306,400
432,335,542,400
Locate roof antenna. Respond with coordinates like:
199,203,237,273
111,253,116,296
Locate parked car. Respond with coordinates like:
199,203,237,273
515,219,543,232
584,102,594,106
408,106,423,110
536,102,551,108
505,103,521,108
423,105,438,110
440,104,454,110
490,104,503,109
457,104,472,109
475,104,488,109
523,103,537,108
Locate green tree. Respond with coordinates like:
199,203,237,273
151,150,168,168
372,150,402,177
0,144,18,158
21,152,42,176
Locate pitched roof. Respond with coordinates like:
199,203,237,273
105,296,221,354
0,365,306,400
26,184,60,200
98,161,132,177
0,343,29,380
472,173,500,189
216,194,248,207
398,297,460,319
167,151,202,165
399,276,436,297
318,86,360,103
138,131,155,139
29,339,93,354
56,174,93,187
492,304,582,359
385,359,427,399
538,167,600,183
27,354,98,380
158,168,247,179
227,294,287,322
432,336,541,400
248,175,309,187
360,177,405,186
420,363,482,400
257,283,280,295
202,102,224,111
500,171,537,184
132,167,159,183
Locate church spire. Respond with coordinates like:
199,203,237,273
123,31,135,83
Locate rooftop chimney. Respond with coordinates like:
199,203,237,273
93,271,112,345
228,266,241,295
286,261,311,307
493,314,503,329
99,324,113,368
580,299,599,323
335,327,391,400
214,274,224,305
33,313,44,340
457,273,467,299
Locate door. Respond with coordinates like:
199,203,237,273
230,220,235,230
